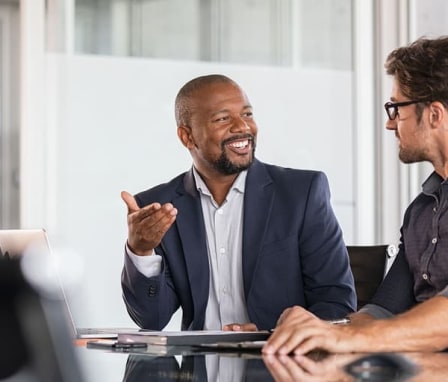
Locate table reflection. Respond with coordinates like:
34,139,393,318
262,351,448,382
122,352,273,381
80,346,448,382
121,350,420,382
406,352,448,381
263,353,357,382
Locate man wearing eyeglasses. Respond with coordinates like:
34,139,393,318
264,35,448,354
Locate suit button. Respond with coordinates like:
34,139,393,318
148,285,157,296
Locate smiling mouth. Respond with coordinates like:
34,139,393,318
229,139,249,148
225,138,253,154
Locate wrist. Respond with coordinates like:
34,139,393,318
126,241,153,256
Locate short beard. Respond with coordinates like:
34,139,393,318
212,137,256,175
397,121,429,164
398,149,427,164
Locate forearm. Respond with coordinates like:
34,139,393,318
348,302,395,324
348,312,376,325
264,296,448,355
354,296,448,352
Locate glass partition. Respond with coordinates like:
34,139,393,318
42,0,356,329
73,0,352,69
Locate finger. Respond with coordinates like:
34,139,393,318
265,323,313,355
221,323,242,331
293,336,323,355
148,204,177,234
160,202,178,218
277,307,293,325
278,326,326,355
121,191,140,213
277,306,310,326
263,327,298,354
129,204,177,249
239,323,258,331
127,202,169,231
263,355,294,382
140,203,175,221
292,354,320,375
279,355,310,381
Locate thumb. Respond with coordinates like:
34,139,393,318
121,191,140,214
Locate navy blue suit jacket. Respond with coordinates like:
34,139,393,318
122,160,356,330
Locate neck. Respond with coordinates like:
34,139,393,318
431,152,448,180
433,165,448,180
196,170,239,205
207,176,239,205
432,122,448,179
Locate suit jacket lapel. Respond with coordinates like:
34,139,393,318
242,160,274,297
174,169,209,328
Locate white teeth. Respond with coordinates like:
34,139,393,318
230,140,248,148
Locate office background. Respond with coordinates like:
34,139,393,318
0,0,447,330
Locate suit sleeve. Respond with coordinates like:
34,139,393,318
121,245,180,330
299,172,357,319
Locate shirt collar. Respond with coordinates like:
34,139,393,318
192,166,247,197
422,171,445,195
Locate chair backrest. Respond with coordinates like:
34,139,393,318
347,244,397,309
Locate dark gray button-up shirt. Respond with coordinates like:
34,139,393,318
361,171,448,318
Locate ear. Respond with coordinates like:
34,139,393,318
428,101,445,127
177,125,194,149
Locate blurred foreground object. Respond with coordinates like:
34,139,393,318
0,256,84,381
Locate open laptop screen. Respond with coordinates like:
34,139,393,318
0,229,138,339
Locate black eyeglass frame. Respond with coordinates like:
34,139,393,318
384,100,429,120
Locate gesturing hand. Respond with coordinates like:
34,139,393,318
121,191,178,256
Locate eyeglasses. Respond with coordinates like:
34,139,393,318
384,100,424,120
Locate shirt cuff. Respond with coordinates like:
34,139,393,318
438,285,448,298
125,243,162,278
357,303,394,319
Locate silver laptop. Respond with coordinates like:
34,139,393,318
0,229,139,339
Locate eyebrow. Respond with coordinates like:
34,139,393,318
211,109,231,117
210,105,252,118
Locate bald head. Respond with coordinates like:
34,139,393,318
175,74,241,127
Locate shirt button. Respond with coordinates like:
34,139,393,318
433,207,437,212
432,237,438,244
217,209,224,215
222,286,227,294
219,248,226,254
422,273,429,280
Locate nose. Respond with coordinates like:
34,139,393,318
385,117,397,131
230,116,251,133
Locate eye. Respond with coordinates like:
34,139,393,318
213,115,230,122
242,111,253,119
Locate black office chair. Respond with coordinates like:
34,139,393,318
347,244,397,309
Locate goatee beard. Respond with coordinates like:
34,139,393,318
213,136,256,175
213,149,255,175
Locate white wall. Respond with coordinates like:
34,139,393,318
42,54,353,327
15,0,448,330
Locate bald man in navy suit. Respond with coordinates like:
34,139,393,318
121,74,355,331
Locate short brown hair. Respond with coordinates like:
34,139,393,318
385,36,448,113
